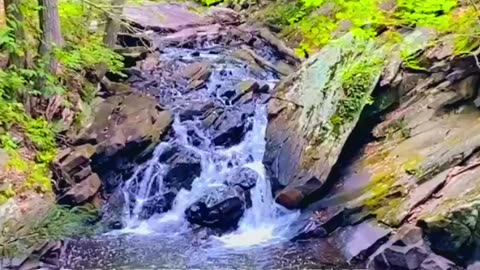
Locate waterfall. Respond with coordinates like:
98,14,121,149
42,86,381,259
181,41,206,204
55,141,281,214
119,104,299,245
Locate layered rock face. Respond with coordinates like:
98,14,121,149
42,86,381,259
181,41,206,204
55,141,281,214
264,35,385,209
268,28,480,268
53,91,173,207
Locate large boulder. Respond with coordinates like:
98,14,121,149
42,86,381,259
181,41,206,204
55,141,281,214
264,34,385,209
330,219,391,263
75,92,173,157
159,144,202,192
205,105,255,147
185,186,246,229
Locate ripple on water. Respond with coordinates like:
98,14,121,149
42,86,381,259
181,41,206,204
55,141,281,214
62,233,358,270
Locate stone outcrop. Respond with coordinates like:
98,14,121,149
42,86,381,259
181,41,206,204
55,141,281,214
264,34,384,209
54,91,173,206
289,29,480,268
369,225,459,270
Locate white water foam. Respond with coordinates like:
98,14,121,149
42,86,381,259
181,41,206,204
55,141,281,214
118,105,300,247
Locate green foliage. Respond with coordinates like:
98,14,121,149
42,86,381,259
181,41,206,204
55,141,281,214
328,42,384,137
0,204,98,258
56,38,125,75
247,0,480,59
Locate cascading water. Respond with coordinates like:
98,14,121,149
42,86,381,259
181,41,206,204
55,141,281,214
61,32,353,270
120,100,300,245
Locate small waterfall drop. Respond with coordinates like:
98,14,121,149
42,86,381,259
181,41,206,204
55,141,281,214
120,103,299,245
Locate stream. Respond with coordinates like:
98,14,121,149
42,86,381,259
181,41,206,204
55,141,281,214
59,15,357,270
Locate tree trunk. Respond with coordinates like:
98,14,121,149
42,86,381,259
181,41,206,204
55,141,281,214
4,0,25,68
103,0,127,48
38,0,64,74
0,0,6,28
97,0,127,80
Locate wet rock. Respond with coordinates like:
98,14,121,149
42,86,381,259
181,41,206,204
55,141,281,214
331,220,391,262
181,62,212,81
263,34,384,209
420,254,461,270
136,194,175,220
238,80,260,94
207,106,255,147
61,173,102,204
159,144,202,191
185,186,245,229
180,62,212,91
179,101,216,121
224,167,259,190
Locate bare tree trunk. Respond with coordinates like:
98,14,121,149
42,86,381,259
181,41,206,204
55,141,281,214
97,0,127,80
0,0,6,28
38,0,64,74
4,0,25,68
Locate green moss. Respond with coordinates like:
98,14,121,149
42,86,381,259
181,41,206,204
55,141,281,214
364,169,397,210
403,155,424,177
327,44,384,139
385,119,411,140
0,184,15,205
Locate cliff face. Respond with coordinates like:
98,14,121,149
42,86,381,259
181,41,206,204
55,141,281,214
264,34,385,209
266,27,480,267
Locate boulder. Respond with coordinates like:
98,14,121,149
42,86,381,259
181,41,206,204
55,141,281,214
159,144,202,192
369,225,460,270
224,167,259,190
185,186,245,229
205,105,255,147
330,220,391,262
61,173,102,204
264,34,384,209
75,92,173,157
180,62,212,91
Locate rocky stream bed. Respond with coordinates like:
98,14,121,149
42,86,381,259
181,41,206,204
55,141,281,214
6,2,480,270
